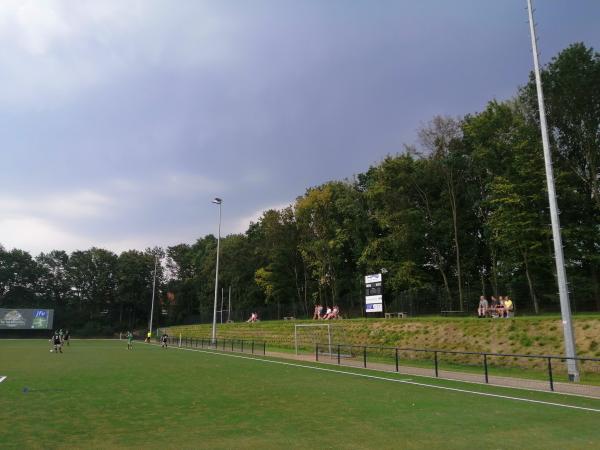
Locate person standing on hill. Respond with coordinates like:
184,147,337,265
477,296,488,318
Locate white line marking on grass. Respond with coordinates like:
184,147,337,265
0,376,7,383
158,345,600,414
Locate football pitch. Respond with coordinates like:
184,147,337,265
1,340,600,449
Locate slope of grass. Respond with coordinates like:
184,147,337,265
165,314,600,373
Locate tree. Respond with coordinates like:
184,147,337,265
464,100,551,313
67,248,118,317
295,181,369,311
418,116,468,310
0,248,41,307
36,250,71,307
521,43,600,310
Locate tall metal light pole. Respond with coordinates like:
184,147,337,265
148,252,158,338
526,0,579,381
211,197,223,344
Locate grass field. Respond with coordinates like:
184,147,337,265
2,340,600,449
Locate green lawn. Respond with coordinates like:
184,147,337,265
1,339,600,449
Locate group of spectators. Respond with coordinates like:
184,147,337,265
312,304,340,320
477,296,514,318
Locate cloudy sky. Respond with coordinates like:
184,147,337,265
1,0,599,255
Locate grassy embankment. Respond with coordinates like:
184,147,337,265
165,314,600,383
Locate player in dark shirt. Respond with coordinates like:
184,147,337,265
64,329,70,346
51,332,63,353
161,333,168,349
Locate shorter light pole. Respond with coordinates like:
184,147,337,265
148,253,159,338
211,197,222,344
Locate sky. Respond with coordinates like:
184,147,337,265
1,0,599,255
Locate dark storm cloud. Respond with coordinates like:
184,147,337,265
1,0,599,253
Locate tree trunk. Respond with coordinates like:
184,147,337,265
490,249,499,298
294,265,307,316
439,268,452,310
480,271,486,296
303,264,308,315
523,252,539,314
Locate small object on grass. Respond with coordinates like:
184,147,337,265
23,387,29,393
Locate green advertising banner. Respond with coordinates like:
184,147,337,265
0,309,54,329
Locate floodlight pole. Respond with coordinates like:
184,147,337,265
148,253,158,337
526,0,579,381
228,285,231,323
211,198,223,344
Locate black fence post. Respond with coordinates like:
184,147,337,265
241,340,244,353
395,348,399,372
434,351,439,377
363,346,367,368
316,343,319,361
222,339,226,351
252,340,255,354
547,357,554,391
337,344,341,365
483,353,489,384
263,342,266,355
231,340,234,352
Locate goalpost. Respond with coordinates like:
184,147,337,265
294,324,332,356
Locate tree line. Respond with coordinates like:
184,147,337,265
1,43,599,332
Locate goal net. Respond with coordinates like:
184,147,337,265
294,324,332,356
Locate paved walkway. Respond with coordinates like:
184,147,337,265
262,349,600,399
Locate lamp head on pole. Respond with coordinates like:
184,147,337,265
212,197,222,204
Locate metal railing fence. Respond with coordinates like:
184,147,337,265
312,342,600,392
164,335,266,356
159,333,600,395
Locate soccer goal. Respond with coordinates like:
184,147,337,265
294,324,332,356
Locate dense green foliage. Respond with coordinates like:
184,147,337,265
1,44,599,330
1,340,600,449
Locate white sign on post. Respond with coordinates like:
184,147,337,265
365,273,383,313
365,295,383,305
366,303,383,312
365,274,382,284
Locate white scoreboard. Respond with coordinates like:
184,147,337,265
365,273,383,313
